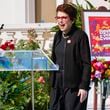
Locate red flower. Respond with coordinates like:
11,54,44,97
37,76,45,84
91,58,110,81
0,44,7,50
0,40,15,50
8,43,15,50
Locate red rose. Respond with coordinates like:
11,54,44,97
37,76,45,84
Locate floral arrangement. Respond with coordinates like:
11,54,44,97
0,39,15,50
91,58,110,82
91,58,110,109
16,29,39,50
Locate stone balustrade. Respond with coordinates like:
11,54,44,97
0,23,57,50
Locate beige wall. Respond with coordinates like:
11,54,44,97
35,0,41,22
41,0,56,22
35,0,56,23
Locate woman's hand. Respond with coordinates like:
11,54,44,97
77,89,87,103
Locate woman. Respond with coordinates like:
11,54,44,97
50,3,91,110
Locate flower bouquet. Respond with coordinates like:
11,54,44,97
91,58,110,109
91,58,110,82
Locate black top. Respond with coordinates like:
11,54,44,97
51,25,91,90
54,36,67,88
55,36,66,70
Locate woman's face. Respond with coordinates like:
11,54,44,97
55,11,73,34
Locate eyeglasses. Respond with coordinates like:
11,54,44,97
55,16,68,20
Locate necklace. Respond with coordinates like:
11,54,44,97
62,33,69,39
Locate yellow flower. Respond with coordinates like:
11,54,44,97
91,66,94,73
105,69,110,77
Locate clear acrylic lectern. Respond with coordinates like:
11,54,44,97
0,49,59,110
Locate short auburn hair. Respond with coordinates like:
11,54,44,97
56,3,77,21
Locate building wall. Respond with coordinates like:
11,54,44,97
35,0,41,22
35,0,56,23
41,0,56,22
35,0,110,23
0,0,25,24
0,0,109,24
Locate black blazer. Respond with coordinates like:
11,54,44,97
51,26,91,91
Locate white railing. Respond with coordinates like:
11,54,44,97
0,23,57,50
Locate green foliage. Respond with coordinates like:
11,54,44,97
16,39,39,50
16,29,39,50
75,0,96,28
0,29,50,110
50,25,59,32
34,72,50,110
0,71,31,110
0,71,50,110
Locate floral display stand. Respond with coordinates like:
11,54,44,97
0,50,59,110
91,58,110,110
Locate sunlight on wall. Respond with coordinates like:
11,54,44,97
0,0,25,24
